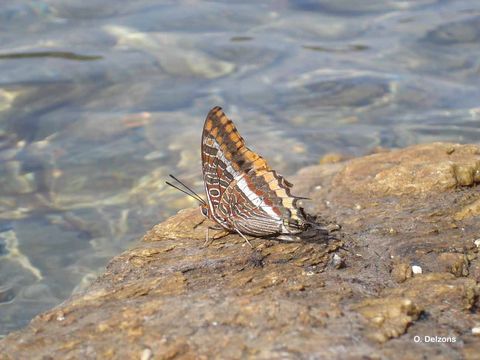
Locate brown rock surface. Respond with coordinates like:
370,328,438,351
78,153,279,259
1,142,479,359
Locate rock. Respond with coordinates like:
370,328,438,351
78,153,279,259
391,262,412,283
386,273,477,312
411,265,423,275
437,253,469,277
104,26,236,79
333,143,480,197
330,253,345,269
353,297,421,343
454,198,480,221
319,152,345,164
0,142,479,359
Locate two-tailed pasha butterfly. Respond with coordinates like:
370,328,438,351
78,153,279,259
167,107,321,245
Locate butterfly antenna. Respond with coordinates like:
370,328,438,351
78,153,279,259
166,174,206,205
165,181,206,205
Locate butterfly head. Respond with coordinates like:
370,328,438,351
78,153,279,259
200,204,209,218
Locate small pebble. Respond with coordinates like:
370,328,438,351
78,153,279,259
412,265,423,275
56,312,65,321
325,223,341,232
474,239,480,248
141,348,153,360
331,254,345,269
472,327,480,336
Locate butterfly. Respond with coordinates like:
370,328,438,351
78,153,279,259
167,106,317,245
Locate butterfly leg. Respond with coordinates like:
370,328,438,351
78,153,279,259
203,227,210,247
203,227,230,247
233,228,253,248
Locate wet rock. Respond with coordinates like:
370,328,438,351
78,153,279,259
437,253,469,277
424,17,480,46
104,26,235,79
353,297,421,343
0,89,19,113
0,161,36,195
0,142,479,359
319,152,345,164
454,198,480,221
0,286,15,304
391,262,412,283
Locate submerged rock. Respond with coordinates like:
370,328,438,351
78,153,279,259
0,142,479,359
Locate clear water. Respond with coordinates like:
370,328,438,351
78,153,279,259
1,0,480,336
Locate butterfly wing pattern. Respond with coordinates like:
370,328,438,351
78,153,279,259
201,106,310,241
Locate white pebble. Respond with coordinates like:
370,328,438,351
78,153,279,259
141,348,153,360
412,265,423,274
331,254,345,269
474,239,480,248
56,312,65,321
472,327,480,336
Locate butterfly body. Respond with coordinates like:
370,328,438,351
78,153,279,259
200,106,309,241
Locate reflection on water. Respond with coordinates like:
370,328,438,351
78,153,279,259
1,0,480,335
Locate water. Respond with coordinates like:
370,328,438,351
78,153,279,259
1,0,480,336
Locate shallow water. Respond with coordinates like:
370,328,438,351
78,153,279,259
1,0,479,336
